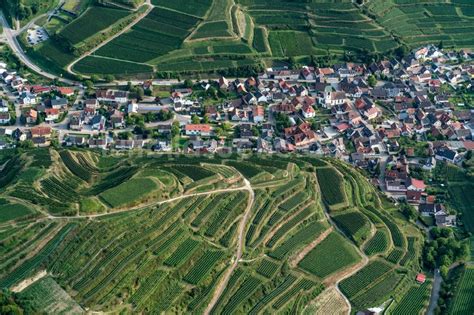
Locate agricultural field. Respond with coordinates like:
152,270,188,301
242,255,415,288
16,0,473,77
0,150,428,313
450,266,474,315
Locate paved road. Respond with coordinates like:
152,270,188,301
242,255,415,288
0,11,76,85
426,269,442,315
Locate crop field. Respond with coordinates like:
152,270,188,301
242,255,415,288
0,150,423,313
59,6,130,45
18,276,83,314
23,0,474,76
450,266,474,315
99,177,158,207
332,210,371,245
389,281,431,315
339,260,393,299
364,229,390,256
0,199,35,223
316,167,347,209
95,7,200,63
298,232,361,279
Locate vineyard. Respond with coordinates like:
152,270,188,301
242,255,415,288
20,0,473,77
0,150,426,313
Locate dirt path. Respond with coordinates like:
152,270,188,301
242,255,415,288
203,179,254,315
321,197,369,314
66,0,153,77
289,227,333,267
11,270,47,292
48,182,251,220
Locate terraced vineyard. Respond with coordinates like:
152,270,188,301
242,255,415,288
0,150,425,313
19,0,474,77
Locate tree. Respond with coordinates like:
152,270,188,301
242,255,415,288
183,79,193,88
171,121,180,137
191,115,200,124
104,74,115,82
136,87,144,101
90,75,100,83
368,75,377,87
401,203,418,221
201,115,210,124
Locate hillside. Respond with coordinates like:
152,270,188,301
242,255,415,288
0,149,428,313
12,0,474,78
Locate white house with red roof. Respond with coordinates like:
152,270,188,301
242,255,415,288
407,178,426,192
185,124,211,137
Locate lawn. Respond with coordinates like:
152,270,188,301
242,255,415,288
99,177,158,207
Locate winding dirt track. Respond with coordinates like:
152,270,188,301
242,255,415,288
66,0,153,77
204,179,254,315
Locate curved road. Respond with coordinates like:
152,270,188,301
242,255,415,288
0,11,76,85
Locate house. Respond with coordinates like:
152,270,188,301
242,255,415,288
219,77,229,90
13,128,26,141
434,146,458,163
110,110,125,128
115,139,144,150
18,92,38,106
31,126,52,138
435,211,456,227
69,113,84,131
419,203,444,217
51,98,68,109
185,124,211,137
96,89,128,104
45,108,59,123
85,99,99,109
416,273,426,284
301,104,315,119
24,109,37,125
252,105,265,123
0,112,10,124
65,135,87,147
407,177,426,192
89,138,108,150
91,115,106,131
57,87,75,97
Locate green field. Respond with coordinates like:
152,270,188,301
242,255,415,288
298,232,361,279
0,150,430,313
450,266,474,315
99,177,158,207
19,0,474,76
0,200,35,223
59,6,130,45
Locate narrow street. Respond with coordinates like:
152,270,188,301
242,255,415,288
426,269,442,315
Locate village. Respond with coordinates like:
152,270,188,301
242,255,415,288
0,44,473,229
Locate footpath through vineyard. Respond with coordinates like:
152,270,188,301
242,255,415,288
204,179,255,315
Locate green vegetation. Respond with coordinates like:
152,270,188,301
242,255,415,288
12,0,474,77
99,177,158,207
450,266,474,315
298,232,361,279
364,229,390,256
389,281,431,315
59,6,130,45
0,150,425,313
316,167,347,209
332,210,371,245
0,200,35,223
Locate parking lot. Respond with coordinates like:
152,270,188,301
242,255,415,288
27,26,48,46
